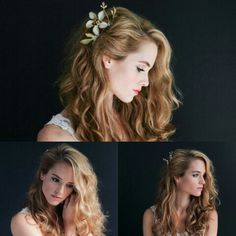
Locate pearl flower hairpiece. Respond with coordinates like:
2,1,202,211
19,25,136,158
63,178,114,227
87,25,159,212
80,2,116,45
163,151,174,166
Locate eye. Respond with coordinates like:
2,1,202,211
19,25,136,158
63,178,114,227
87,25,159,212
193,174,199,178
51,177,59,183
137,66,144,72
66,184,74,189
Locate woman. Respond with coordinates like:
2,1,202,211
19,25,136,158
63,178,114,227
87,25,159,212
37,3,180,141
143,149,218,236
11,144,106,236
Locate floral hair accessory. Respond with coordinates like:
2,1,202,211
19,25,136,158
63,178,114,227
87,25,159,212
163,151,174,166
80,2,116,45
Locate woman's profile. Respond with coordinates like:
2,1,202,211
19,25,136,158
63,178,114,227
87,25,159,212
11,144,105,236
37,2,180,141
143,149,218,236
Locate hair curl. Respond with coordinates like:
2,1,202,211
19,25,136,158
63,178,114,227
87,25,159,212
153,149,218,236
59,7,181,141
25,144,106,236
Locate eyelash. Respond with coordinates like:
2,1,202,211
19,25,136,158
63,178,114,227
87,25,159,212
51,177,59,183
137,67,144,72
192,174,206,179
51,177,74,189
67,184,74,189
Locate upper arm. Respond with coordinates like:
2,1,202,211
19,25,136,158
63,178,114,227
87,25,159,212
37,125,76,141
143,208,154,236
205,210,218,236
11,213,43,236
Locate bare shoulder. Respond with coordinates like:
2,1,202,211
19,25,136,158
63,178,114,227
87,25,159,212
11,212,42,236
209,209,218,220
143,208,154,236
205,210,218,236
143,208,155,222
37,125,75,141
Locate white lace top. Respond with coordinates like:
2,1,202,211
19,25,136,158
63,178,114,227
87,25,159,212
46,113,78,140
19,207,30,214
150,205,189,236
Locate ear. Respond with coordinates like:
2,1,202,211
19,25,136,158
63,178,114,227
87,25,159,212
174,175,181,184
102,54,112,69
40,173,45,180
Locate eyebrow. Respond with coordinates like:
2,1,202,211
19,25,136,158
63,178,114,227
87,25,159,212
138,60,151,67
52,173,74,184
191,171,205,174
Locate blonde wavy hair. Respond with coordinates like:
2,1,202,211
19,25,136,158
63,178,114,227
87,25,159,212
25,144,106,236
153,149,218,236
59,6,181,141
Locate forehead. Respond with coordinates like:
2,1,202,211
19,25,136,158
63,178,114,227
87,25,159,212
186,159,206,173
124,40,158,67
48,162,74,182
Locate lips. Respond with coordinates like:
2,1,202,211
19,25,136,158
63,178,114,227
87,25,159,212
133,89,141,95
51,194,62,199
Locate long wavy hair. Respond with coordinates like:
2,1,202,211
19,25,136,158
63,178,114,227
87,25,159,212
25,144,106,236
59,6,181,141
153,149,218,236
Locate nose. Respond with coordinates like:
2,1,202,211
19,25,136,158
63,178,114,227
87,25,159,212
55,183,65,195
200,176,205,185
140,75,149,87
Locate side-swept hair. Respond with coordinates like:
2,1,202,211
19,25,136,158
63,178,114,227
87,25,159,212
153,149,218,236
26,144,106,236
59,7,181,141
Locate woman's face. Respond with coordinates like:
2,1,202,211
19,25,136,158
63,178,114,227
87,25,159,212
41,162,74,206
175,159,206,197
104,40,158,103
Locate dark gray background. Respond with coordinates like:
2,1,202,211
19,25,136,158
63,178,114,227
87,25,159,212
1,0,236,141
119,142,236,236
0,142,118,236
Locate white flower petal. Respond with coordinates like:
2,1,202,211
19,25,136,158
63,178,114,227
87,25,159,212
93,25,100,36
99,22,108,29
89,12,97,20
98,10,105,21
80,38,93,45
86,20,94,28
85,33,95,38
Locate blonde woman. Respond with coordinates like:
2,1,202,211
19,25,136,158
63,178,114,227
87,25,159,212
11,144,105,236
143,149,218,236
37,3,180,141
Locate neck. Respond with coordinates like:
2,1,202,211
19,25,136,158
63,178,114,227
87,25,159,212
175,191,190,214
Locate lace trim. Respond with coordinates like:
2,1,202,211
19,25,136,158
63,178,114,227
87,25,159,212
19,207,29,214
46,113,78,140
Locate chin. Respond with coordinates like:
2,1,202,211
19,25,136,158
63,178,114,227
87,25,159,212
49,201,61,206
119,97,134,103
192,192,202,197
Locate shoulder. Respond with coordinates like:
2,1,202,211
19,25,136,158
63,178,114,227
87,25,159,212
205,210,218,236
143,208,155,236
37,125,76,141
143,208,155,222
209,209,218,220
207,209,218,226
11,212,42,236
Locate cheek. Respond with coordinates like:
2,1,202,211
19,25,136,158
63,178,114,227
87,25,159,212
181,178,196,190
42,180,53,196
66,189,73,198
110,65,135,85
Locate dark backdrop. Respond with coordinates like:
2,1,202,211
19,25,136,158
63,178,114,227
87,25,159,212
0,142,118,236
118,142,236,236
1,0,236,140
